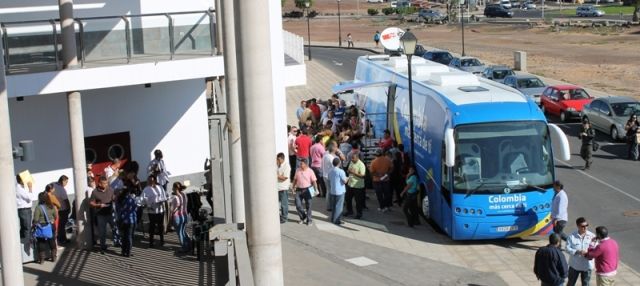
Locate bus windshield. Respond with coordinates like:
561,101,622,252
453,121,553,195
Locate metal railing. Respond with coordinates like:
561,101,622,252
1,10,217,73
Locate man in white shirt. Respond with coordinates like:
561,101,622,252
566,217,595,286
16,175,34,239
148,149,170,191
552,180,569,241
288,126,298,180
277,153,291,224
104,158,120,184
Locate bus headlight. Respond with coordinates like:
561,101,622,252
533,205,538,211
463,208,469,214
477,209,483,215
539,204,544,210
544,203,550,209
470,209,476,214
455,207,461,213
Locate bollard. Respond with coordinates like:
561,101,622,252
514,51,527,72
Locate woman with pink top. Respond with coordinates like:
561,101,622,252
292,159,319,225
171,182,190,253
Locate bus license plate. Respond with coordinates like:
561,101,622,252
496,226,518,232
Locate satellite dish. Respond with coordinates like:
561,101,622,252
380,27,405,52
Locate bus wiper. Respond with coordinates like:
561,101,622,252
465,179,488,198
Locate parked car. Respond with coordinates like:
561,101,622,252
480,65,515,84
418,9,448,23
521,1,537,9
500,0,512,9
540,85,593,122
422,50,454,65
484,4,514,18
414,44,427,57
576,5,605,17
367,0,384,3
581,96,640,141
503,74,547,105
449,57,486,74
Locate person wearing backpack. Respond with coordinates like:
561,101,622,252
33,188,58,264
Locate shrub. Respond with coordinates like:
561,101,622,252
368,8,380,16
382,7,396,15
283,10,304,18
308,10,318,18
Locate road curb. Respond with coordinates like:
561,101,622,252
306,44,381,55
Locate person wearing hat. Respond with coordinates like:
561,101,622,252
579,119,595,170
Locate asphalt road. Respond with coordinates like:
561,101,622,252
308,46,640,272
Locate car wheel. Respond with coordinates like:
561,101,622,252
611,126,619,142
560,111,569,122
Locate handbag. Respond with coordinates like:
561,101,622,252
592,142,600,152
308,186,317,197
34,205,54,239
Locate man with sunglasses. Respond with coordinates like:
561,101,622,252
566,217,595,286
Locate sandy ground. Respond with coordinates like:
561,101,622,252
283,9,640,97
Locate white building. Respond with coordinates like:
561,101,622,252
2,0,305,193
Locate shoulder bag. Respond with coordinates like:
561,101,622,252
34,205,54,239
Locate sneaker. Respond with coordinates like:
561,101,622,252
298,220,305,225
306,221,313,226
377,208,384,212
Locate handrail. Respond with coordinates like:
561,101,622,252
2,10,217,73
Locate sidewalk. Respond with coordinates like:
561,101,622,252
283,57,640,285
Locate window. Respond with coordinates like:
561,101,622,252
568,89,590,100
85,148,97,164
611,102,640,117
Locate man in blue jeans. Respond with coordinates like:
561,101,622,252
328,158,348,225
276,153,291,224
89,176,119,254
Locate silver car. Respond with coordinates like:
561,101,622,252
503,74,547,105
581,96,640,141
449,57,486,74
481,65,515,84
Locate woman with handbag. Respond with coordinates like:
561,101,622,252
624,114,640,160
32,189,58,264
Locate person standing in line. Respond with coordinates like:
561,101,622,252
141,175,168,248
117,185,138,257
585,226,619,286
346,33,354,48
310,136,326,197
16,175,34,239
276,153,291,224
292,159,318,225
328,158,348,225
148,149,171,191
391,150,406,206
373,31,381,47
296,100,307,128
551,180,569,241
288,126,299,180
400,166,420,228
624,114,640,160
345,153,366,219
534,233,569,286
33,190,58,264
89,176,118,254
295,129,313,167
322,142,337,211
170,182,190,253
565,217,595,286
370,150,394,212
579,119,596,170
104,158,121,184
53,175,72,244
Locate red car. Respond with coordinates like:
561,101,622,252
540,85,593,122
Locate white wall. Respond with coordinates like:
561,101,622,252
8,79,210,194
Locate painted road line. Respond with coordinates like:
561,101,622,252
345,256,378,267
555,159,640,203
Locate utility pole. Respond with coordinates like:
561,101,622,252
234,0,284,284
221,0,246,225
0,30,26,286
58,0,90,249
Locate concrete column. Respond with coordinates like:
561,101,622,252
58,0,90,248
221,0,246,224
514,51,527,72
0,31,26,286
234,0,284,284
268,0,289,156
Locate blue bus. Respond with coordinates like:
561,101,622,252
334,55,571,240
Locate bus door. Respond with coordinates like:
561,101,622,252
437,143,453,235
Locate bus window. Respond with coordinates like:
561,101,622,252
453,121,554,195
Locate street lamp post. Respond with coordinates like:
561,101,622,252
400,31,417,164
460,0,466,56
305,1,312,61
337,0,342,47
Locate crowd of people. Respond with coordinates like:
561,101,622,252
17,149,195,263
534,181,620,286
280,96,419,228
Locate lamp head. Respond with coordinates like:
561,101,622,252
305,1,310,8
400,31,417,56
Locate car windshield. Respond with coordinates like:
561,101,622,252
453,121,553,194
461,59,481,66
566,89,590,100
517,78,545,88
611,102,640,117
434,53,452,61
492,69,515,79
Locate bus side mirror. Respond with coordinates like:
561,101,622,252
445,128,456,167
548,124,571,161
